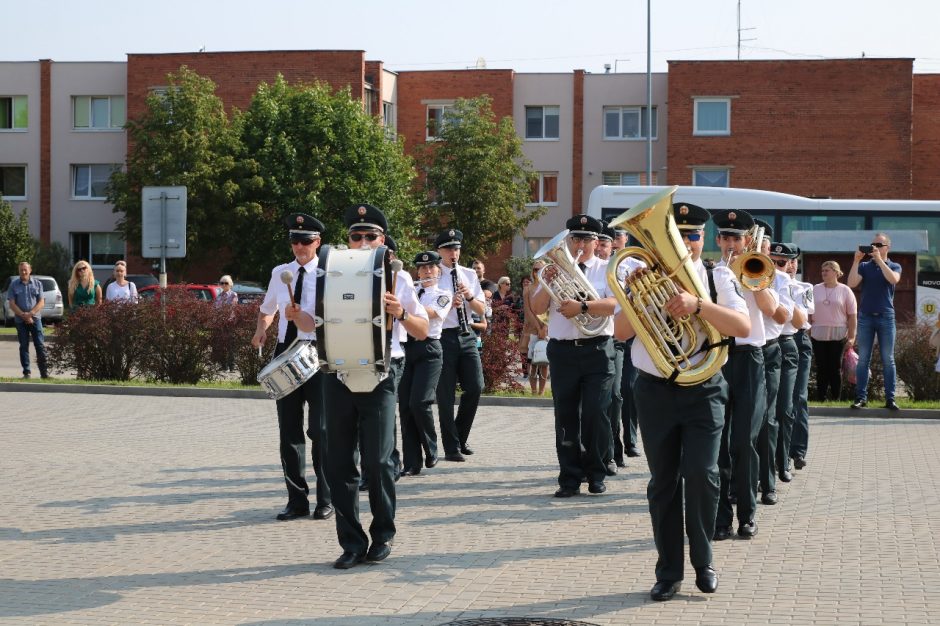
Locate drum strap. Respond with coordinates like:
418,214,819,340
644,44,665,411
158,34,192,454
284,266,305,344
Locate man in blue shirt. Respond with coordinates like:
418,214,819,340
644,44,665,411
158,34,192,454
847,233,902,410
6,261,49,379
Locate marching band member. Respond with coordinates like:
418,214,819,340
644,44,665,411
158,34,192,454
435,229,486,462
530,215,617,498
399,251,452,476
783,246,815,472
614,203,750,601
290,203,428,569
252,213,332,522
596,222,622,476
612,226,642,460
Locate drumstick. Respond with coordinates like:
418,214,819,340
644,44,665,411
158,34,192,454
280,270,294,304
388,259,403,331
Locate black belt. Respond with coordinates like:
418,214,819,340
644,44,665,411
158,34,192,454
550,336,610,347
731,343,761,353
636,370,671,385
780,333,795,339
763,337,779,347
391,357,404,365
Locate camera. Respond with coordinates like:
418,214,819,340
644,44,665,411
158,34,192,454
859,245,874,254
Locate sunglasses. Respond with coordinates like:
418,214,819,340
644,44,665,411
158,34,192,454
870,242,887,248
291,238,316,246
350,232,381,243
76,267,87,272
682,232,703,242
773,259,789,267
568,235,596,242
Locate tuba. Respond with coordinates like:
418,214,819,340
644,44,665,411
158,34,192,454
728,224,775,291
533,230,608,336
606,186,727,385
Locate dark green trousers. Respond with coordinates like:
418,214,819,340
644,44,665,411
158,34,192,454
636,370,727,582
790,330,813,459
716,345,765,528
774,335,799,474
546,337,615,488
607,340,625,464
323,359,402,554
758,340,782,494
619,338,639,451
436,328,484,454
274,344,330,510
400,339,443,471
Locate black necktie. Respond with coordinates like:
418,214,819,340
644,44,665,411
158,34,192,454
284,266,305,344
578,262,587,273
417,288,425,299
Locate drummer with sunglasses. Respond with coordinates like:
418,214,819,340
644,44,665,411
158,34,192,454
252,213,333,523
290,203,429,570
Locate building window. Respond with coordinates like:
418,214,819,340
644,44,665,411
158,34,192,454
73,96,125,130
602,171,658,185
426,104,454,140
525,237,552,257
71,232,125,266
525,106,560,140
383,102,396,139
528,172,558,205
72,164,119,199
0,165,27,198
0,96,28,130
693,98,731,136
693,168,730,187
603,106,657,140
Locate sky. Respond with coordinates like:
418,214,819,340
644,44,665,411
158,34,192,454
5,0,940,74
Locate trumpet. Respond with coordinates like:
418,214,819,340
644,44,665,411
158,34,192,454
533,230,608,336
728,224,775,291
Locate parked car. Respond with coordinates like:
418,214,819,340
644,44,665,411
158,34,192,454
232,280,266,304
2,275,65,326
138,284,220,302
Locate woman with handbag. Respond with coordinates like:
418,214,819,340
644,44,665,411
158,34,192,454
810,261,857,400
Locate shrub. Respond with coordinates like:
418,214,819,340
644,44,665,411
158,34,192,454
481,302,523,392
48,301,146,380
896,321,940,401
221,302,278,385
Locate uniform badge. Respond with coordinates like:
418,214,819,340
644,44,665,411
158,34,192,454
679,205,689,215
804,289,813,305
448,229,455,237
421,254,428,262
358,206,367,216
437,295,451,308
580,216,588,225
295,215,304,224
775,245,783,253
727,211,737,221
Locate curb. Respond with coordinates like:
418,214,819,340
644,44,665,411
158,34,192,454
0,381,936,417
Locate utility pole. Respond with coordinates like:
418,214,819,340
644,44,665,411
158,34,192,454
737,0,756,60
646,0,652,184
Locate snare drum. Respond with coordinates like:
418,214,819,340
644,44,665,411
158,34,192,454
315,244,393,392
257,340,320,400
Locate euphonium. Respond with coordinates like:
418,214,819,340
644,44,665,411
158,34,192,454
729,224,775,291
533,230,608,336
606,186,727,385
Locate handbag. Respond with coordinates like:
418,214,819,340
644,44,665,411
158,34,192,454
531,339,549,365
842,346,859,385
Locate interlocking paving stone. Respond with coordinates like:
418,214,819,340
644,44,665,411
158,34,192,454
0,392,939,625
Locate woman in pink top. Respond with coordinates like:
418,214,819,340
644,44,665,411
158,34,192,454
810,260,858,400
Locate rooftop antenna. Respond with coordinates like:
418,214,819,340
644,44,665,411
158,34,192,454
604,63,612,74
737,0,756,60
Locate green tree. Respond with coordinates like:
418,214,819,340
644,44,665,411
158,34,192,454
418,96,544,260
30,239,72,293
0,197,33,277
107,66,241,275
232,76,421,278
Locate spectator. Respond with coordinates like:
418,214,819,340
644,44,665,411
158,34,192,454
215,275,239,307
105,262,139,302
67,260,102,309
847,233,901,410
7,261,49,379
215,275,239,371
492,276,515,306
471,259,498,296
810,261,857,401
521,264,548,379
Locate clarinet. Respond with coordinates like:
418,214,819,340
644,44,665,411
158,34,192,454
451,268,473,337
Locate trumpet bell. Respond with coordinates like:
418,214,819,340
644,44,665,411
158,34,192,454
731,253,775,291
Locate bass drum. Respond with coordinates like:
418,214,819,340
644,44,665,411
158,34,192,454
315,244,393,392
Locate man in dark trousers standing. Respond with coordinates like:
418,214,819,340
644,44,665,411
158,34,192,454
252,214,332,522
435,230,487,461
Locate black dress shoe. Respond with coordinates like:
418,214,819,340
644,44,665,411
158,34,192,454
737,520,757,539
333,551,365,569
588,481,607,494
713,525,732,541
553,486,580,498
605,462,618,476
885,400,900,411
626,446,641,458
312,504,334,520
779,470,793,483
358,479,369,492
276,504,310,521
793,456,807,470
694,566,718,593
425,455,438,468
615,459,627,468
366,542,392,562
728,492,737,505
650,580,681,601
444,452,466,462
460,444,474,455
851,399,867,409
761,491,778,505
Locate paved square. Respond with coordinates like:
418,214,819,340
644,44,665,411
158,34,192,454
1,392,939,625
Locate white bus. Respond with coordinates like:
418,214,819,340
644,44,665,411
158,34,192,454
587,185,940,321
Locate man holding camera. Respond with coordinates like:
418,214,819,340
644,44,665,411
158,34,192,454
847,233,901,411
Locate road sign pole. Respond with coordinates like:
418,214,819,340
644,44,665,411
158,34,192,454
159,191,169,289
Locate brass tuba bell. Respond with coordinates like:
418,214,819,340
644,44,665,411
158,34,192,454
606,186,728,385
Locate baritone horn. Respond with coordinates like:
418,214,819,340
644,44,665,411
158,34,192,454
606,186,727,385
533,230,608,336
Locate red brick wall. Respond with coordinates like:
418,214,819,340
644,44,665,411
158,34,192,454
395,70,516,275
913,74,940,199
667,59,914,199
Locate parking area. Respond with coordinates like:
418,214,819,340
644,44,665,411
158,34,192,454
1,391,939,625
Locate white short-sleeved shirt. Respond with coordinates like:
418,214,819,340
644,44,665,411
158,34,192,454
765,270,795,341
717,259,767,347
438,263,485,330
794,280,814,330
105,281,138,303
260,257,318,343
629,258,747,378
782,279,814,334
538,254,614,340
390,269,429,358
415,282,452,339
